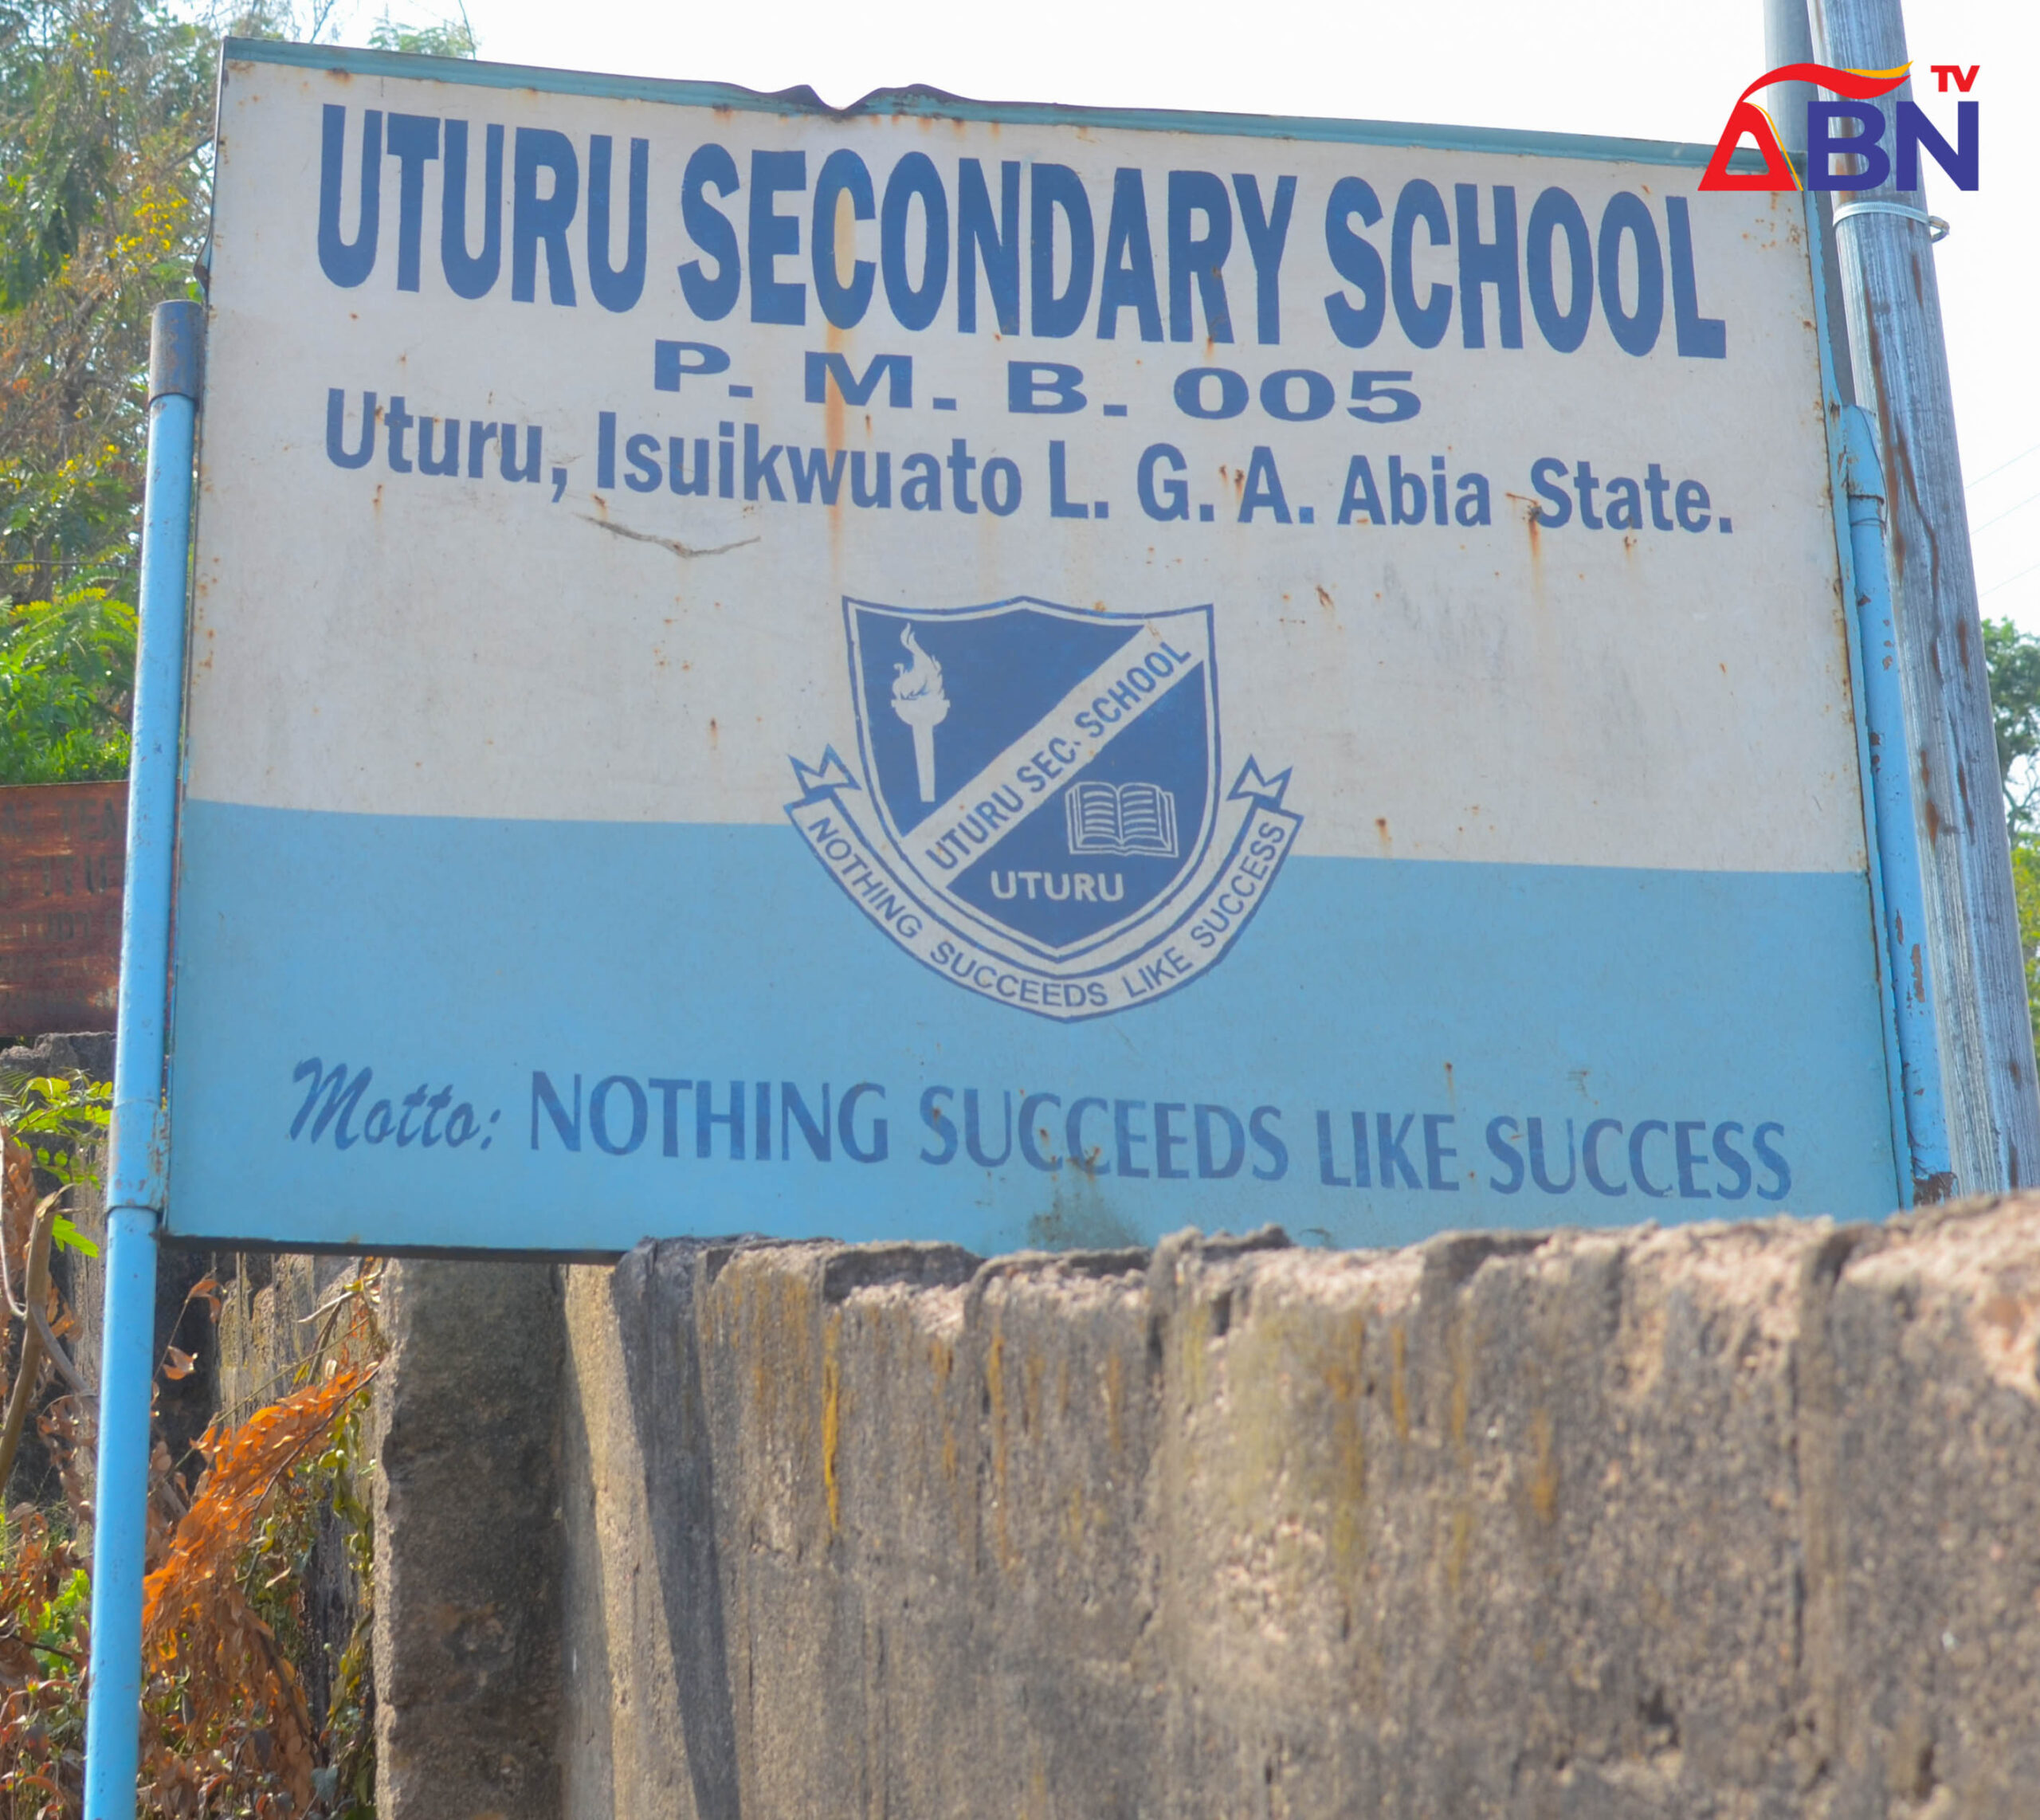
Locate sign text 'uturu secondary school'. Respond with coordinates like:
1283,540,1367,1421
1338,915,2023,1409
165,41,1918,1253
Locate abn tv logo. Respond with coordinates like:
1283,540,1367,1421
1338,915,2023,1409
1699,61,1979,192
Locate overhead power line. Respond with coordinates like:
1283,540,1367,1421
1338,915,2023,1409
1971,488,2040,537
1982,557,2040,599
1967,440,2040,492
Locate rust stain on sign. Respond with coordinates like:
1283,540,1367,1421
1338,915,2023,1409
0,782,125,1035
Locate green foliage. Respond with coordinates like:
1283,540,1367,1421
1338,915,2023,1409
2,1366,382,1818
0,439,137,783
0,1070,111,1188
1983,618,2040,841
0,0,479,783
31,1565,90,1671
0,7,118,312
0,578,135,782
0,0,218,784
366,2,473,58
2013,842,2040,1050
0,1510,94,1805
1983,618,2040,1044
0,0,217,463
2,441,136,592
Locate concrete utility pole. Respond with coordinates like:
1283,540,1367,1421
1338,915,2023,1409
1803,0,2040,1195
1765,0,1855,404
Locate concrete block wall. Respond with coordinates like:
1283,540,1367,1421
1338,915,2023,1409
374,1258,564,1820
530,1202,2040,1819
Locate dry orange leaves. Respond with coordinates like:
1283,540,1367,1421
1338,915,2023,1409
1,1351,372,1818
137,1367,371,1817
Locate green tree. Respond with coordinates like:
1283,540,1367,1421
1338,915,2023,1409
1983,616,2040,840
0,0,215,782
0,2,473,786
0,0,218,566
1983,617,2040,1039
2013,843,2040,1045
367,2,473,57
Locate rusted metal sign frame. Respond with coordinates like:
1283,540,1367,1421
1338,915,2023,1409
1803,195,1939,1199
160,44,1930,1256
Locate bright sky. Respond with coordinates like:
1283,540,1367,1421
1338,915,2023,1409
325,0,2040,628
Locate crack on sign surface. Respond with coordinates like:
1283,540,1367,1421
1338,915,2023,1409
578,514,759,560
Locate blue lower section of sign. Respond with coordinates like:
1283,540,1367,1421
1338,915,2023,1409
166,801,1899,1253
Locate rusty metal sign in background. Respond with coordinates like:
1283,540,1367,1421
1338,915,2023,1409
0,782,125,1037
159,41,1919,1253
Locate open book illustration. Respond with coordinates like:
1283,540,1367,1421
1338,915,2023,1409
1064,780,1179,859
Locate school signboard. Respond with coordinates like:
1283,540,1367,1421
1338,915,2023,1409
167,41,1908,1253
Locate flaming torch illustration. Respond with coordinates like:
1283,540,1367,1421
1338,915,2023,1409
891,624,950,803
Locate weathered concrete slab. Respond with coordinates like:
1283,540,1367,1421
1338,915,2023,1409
554,1202,2040,1819
375,1258,565,1820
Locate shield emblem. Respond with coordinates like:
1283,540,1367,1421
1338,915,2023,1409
845,597,1218,964
787,594,1300,1021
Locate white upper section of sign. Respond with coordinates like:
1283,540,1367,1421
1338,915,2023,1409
188,50,1862,874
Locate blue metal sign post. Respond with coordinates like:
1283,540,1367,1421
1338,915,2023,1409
1841,402,1952,1195
82,300,200,1820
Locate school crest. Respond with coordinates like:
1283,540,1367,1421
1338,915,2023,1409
787,597,1301,1019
